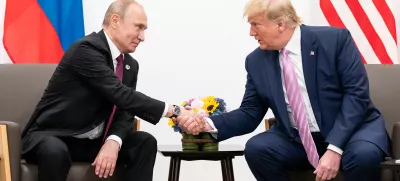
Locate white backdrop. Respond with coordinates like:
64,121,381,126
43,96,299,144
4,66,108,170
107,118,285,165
0,0,399,180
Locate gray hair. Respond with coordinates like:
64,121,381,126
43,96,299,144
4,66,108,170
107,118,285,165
102,0,138,27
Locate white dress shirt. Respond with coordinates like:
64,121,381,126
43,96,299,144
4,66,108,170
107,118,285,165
74,31,169,149
206,26,343,155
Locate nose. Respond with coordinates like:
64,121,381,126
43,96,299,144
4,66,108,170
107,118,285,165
249,28,256,37
138,31,145,42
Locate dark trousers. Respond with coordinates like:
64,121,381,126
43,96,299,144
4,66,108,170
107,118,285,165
244,131,384,181
23,131,157,181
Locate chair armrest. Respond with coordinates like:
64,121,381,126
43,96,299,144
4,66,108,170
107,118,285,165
391,122,400,159
131,118,140,131
0,121,21,181
265,118,277,130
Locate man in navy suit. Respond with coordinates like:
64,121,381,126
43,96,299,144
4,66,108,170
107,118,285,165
177,0,389,180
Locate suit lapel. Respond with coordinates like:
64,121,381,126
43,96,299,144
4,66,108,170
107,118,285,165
300,26,322,127
264,50,292,133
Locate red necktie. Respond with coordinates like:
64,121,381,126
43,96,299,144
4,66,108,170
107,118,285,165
102,54,124,142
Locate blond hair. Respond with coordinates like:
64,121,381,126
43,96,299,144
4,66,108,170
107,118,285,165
243,0,301,28
102,0,138,27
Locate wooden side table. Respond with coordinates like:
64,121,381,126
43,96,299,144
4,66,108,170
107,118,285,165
158,145,244,181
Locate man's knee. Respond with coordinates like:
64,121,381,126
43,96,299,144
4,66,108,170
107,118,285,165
131,131,157,151
244,134,272,166
35,136,71,165
342,141,383,171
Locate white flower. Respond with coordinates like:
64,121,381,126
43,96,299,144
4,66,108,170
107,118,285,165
190,98,204,110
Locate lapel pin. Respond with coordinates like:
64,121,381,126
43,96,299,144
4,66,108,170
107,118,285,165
125,65,130,70
310,51,315,56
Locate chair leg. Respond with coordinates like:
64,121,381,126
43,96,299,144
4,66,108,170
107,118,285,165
168,157,181,181
395,170,400,181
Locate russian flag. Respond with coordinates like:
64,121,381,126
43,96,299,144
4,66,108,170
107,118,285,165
3,0,85,64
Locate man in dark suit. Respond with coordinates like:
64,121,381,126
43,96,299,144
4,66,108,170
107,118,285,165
21,1,203,181
177,0,389,180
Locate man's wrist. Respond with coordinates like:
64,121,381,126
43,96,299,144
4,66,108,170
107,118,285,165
165,104,174,118
106,135,122,150
327,144,343,155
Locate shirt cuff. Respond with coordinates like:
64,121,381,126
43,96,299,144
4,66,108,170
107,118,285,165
327,144,343,155
162,102,169,117
106,135,123,150
204,117,218,133
204,117,218,139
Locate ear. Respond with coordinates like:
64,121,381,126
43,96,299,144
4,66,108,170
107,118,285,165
110,14,120,29
277,19,286,32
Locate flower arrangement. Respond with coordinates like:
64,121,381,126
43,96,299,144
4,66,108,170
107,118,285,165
167,96,229,151
168,96,228,134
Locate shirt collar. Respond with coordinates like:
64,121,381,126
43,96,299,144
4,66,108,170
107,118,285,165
104,31,123,60
280,26,301,55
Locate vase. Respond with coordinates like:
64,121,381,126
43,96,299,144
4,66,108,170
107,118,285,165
181,132,199,150
199,133,218,151
181,132,218,151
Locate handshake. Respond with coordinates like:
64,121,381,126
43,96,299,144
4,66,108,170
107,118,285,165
169,105,213,135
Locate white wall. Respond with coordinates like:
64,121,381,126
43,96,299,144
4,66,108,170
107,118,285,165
0,0,399,180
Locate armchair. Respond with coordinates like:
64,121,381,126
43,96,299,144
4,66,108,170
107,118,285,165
0,64,140,181
264,64,400,181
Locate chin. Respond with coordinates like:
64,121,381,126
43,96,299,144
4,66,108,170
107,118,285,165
259,45,268,50
259,44,278,51
128,47,137,53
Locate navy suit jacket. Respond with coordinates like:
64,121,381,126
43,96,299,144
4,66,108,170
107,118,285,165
210,25,389,156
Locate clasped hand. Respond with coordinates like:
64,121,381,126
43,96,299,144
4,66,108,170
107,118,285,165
173,106,206,135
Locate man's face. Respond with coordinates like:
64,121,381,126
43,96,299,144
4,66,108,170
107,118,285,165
114,4,147,53
248,13,283,50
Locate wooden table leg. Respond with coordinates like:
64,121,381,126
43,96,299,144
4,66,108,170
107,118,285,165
168,157,181,181
168,157,174,181
226,157,234,181
221,157,234,181
221,159,228,181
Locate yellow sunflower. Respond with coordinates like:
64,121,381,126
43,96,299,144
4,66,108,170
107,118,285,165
168,118,175,126
202,96,219,114
180,101,188,107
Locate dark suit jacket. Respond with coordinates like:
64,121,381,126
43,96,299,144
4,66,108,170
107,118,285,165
210,25,390,156
21,30,165,154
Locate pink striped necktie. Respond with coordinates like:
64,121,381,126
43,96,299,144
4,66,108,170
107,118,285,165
102,54,124,142
281,48,319,168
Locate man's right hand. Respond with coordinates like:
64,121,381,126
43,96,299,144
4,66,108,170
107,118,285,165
177,115,213,133
166,104,207,134
177,106,215,134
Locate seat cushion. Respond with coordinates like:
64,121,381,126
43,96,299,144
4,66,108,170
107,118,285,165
289,169,393,181
289,170,343,181
21,161,123,181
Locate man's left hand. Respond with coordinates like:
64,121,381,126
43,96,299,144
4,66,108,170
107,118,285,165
91,139,120,178
314,150,341,181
